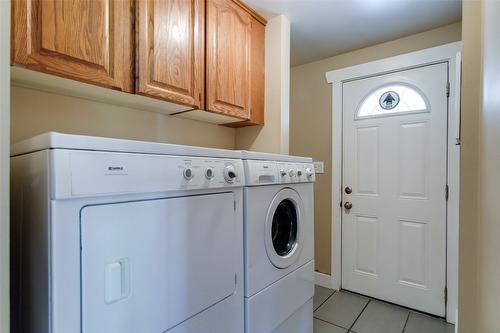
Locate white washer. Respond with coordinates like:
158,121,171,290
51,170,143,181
10,132,245,333
241,151,316,333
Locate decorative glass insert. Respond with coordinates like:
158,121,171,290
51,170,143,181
356,84,429,119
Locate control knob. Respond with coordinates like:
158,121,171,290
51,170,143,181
183,167,194,180
280,169,287,177
305,167,314,178
288,169,295,177
297,170,303,177
223,164,237,183
205,167,215,179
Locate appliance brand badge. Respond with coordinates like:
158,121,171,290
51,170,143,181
105,166,127,176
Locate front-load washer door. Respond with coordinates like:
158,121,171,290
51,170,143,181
80,193,237,333
265,188,305,269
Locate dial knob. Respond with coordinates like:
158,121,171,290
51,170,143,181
289,169,295,177
183,167,194,180
280,169,287,177
305,167,314,178
297,170,303,177
205,167,215,179
223,164,237,183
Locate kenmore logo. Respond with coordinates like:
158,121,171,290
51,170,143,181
108,166,124,171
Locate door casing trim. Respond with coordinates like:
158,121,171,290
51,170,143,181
326,42,461,324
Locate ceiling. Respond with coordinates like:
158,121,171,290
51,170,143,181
243,0,462,66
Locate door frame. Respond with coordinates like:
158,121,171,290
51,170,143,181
326,42,461,323
0,0,10,331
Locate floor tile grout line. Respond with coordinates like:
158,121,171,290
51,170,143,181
401,311,411,333
347,298,371,332
313,289,337,313
314,316,351,331
313,313,352,330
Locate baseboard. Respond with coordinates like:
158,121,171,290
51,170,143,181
314,272,334,289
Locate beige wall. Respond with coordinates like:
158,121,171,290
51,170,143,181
290,22,462,274
459,1,500,332
11,86,236,148
236,15,290,154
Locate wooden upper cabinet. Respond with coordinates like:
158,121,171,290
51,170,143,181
137,0,204,108
12,0,133,92
206,0,252,120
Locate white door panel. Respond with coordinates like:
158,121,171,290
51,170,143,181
342,63,448,316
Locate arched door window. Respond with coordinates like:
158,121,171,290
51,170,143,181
356,83,429,119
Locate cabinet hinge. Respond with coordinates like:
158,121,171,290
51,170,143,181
446,82,450,97
445,185,449,201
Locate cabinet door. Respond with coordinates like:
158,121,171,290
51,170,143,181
12,0,133,92
206,0,252,119
249,18,265,125
224,16,265,127
137,0,204,108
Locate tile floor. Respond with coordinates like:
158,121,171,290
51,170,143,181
313,286,455,333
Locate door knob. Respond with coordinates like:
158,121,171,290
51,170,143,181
344,201,353,210
345,186,352,194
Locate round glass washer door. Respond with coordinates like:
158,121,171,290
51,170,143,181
265,188,305,268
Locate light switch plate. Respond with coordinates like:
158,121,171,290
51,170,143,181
313,161,324,174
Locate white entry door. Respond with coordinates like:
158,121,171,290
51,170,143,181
341,63,448,316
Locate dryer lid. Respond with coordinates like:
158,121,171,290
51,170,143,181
11,132,241,159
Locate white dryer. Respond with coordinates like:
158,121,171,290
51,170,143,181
241,151,315,333
10,132,245,333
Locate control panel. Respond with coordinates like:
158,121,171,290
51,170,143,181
243,160,316,186
51,150,244,199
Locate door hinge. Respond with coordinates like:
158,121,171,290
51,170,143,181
444,287,448,303
445,185,449,201
446,82,450,97
234,200,237,211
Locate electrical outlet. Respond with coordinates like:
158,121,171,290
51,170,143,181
313,161,324,174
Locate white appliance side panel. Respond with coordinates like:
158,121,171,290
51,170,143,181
81,193,237,333
10,151,51,333
245,261,314,333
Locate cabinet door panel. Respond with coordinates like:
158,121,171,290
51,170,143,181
207,0,252,119
12,0,133,92
249,17,265,125
137,0,204,108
